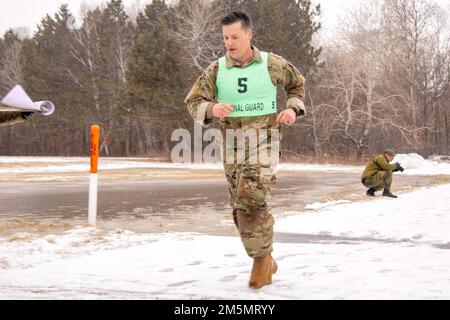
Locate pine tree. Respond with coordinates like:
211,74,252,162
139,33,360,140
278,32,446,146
20,5,82,155
92,0,134,155
250,0,321,76
123,0,189,154
0,30,24,95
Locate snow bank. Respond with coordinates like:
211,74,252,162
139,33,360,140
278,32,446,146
393,153,426,169
393,153,450,175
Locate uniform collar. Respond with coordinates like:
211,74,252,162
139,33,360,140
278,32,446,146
225,46,263,69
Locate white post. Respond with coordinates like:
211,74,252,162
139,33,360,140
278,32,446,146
88,125,100,226
88,173,98,225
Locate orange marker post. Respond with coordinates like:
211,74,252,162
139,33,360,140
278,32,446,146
88,125,100,226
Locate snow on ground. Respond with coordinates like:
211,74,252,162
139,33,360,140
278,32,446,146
304,200,351,210
1,153,450,175
0,157,223,174
0,156,361,174
280,153,450,176
1,183,450,299
279,163,363,173
276,184,450,245
393,153,450,175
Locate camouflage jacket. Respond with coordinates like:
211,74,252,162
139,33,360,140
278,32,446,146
0,108,26,127
362,154,397,179
184,46,306,127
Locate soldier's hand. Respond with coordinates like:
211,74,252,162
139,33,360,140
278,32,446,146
394,162,405,172
212,103,233,118
276,108,296,126
393,162,400,172
21,112,33,120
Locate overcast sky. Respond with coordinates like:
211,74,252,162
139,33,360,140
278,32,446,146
0,0,365,35
0,0,449,36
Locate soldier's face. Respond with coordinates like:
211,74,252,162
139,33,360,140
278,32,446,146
223,21,253,61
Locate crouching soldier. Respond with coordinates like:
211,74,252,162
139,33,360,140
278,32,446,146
361,149,404,198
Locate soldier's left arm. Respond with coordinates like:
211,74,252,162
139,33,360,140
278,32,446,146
374,154,397,171
268,53,306,118
0,110,27,127
184,61,218,128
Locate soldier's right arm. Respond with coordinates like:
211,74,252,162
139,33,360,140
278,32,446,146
0,109,26,127
184,61,219,128
374,154,396,171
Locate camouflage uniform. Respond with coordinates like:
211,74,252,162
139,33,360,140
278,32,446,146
0,107,27,127
361,154,397,191
185,47,306,258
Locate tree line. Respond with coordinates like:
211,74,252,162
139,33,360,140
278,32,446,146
0,0,448,160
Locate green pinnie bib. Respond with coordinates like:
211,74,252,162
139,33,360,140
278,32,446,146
216,51,277,117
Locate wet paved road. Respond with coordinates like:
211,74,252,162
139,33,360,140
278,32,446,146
0,170,446,237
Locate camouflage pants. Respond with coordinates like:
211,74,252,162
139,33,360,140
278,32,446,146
220,114,280,258
362,171,393,191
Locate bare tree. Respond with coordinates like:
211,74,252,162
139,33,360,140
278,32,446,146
70,9,102,112
170,0,225,71
0,32,24,94
315,41,423,158
381,0,450,155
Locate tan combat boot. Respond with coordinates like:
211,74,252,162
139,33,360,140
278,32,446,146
249,255,278,289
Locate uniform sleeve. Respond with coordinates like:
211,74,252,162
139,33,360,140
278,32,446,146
267,53,306,118
374,154,396,171
0,110,26,127
184,61,219,128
